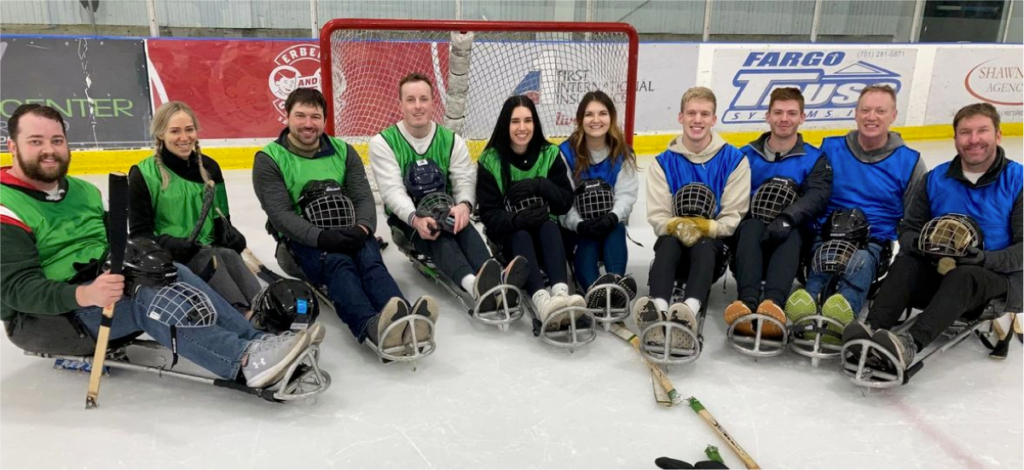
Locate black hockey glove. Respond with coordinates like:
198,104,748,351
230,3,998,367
507,179,543,205
213,216,247,253
577,213,618,239
318,226,368,255
897,232,923,258
761,213,794,245
959,246,986,266
159,235,202,264
511,202,549,231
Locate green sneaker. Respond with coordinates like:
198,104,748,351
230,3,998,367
785,289,818,340
785,289,817,324
820,294,855,345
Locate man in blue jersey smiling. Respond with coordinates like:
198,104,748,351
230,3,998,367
844,102,1021,372
785,85,927,341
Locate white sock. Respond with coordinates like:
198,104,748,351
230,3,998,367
461,274,476,294
653,298,669,313
684,298,701,314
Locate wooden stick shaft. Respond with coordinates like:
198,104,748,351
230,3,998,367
610,323,680,404
85,303,115,408
689,398,760,469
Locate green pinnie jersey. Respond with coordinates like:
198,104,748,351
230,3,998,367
477,144,561,194
379,124,455,214
0,177,108,282
261,136,349,212
135,156,230,245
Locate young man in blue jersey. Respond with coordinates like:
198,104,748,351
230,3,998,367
635,86,751,348
785,85,927,339
844,103,1021,372
724,87,832,338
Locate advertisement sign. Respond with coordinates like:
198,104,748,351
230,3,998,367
634,44,700,134
147,39,320,140
0,37,151,151
711,47,917,130
925,47,1023,124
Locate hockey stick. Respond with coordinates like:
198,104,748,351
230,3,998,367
241,248,284,284
687,397,761,470
608,323,761,469
187,181,216,244
85,172,130,409
609,322,680,405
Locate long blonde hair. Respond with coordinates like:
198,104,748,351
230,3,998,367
150,101,209,190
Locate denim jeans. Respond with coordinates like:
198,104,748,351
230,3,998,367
573,223,628,290
288,237,406,341
74,263,262,380
804,238,884,315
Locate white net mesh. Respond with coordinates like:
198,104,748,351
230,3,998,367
325,22,636,159
148,282,217,328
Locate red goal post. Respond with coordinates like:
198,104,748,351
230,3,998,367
318,18,639,157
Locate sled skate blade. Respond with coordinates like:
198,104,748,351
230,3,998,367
726,313,789,358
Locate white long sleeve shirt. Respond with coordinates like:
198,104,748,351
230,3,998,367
368,121,475,225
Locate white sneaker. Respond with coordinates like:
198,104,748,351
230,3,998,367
242,330,312,389
533,289,566,325
667,302,697,350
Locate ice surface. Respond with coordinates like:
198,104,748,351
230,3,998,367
2,138,1021,469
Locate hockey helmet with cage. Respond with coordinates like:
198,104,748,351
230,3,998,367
574,179,615,221
821,208,871,248
750,177,799,223
250,279,320,334
919,213,984,258
416,191,457,234
297,179,355,230
506,195,547,214
673,183,717,219
405,159,447,204
115,237,178,295
811,239,860,275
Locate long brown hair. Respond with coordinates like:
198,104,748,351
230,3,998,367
150,101,209,190
567,91,634,181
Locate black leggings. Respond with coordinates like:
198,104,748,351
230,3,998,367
649,235,725,305
499,219,568,295
731,218,803,308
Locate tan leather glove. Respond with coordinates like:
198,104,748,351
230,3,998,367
668,217,712,247
936,257,957,275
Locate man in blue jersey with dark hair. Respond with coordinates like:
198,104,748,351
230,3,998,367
844,102,1021,372
785,84,927,340
724,87,832,338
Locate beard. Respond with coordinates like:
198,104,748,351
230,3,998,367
16,151,70,183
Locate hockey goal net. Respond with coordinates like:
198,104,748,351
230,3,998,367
319,19,639,158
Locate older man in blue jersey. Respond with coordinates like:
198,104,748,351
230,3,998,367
844,102,1021,372
785,85,927,339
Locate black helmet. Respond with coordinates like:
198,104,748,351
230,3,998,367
298,179,355,230
673,183,717,219
404,159,447,204
750,177,799,223
574,179,615,221
919,213,984,258
821,208,871,248
250,279,320,334
116,238,177,295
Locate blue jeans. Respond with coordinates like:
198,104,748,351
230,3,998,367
804,239,884,315
75,263,261,380
289,237,406,341
573,223,628,290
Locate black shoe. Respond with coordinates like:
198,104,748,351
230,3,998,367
842,321,874,362
585,273,620,309
872,329,917,371
500,256,529,309
612,275,637,309
473,259,503,313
